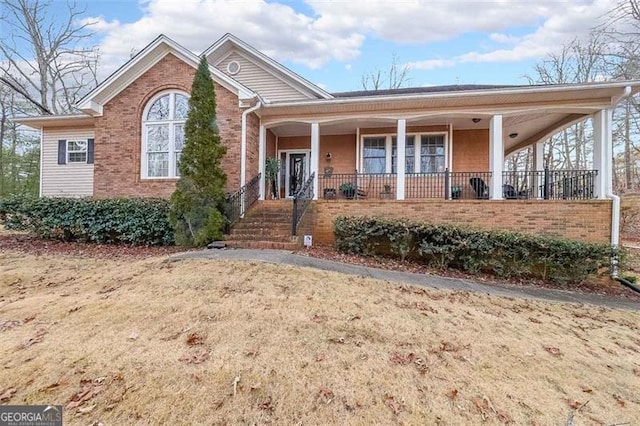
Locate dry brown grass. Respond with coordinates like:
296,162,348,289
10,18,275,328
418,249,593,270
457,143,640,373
1,250,639,425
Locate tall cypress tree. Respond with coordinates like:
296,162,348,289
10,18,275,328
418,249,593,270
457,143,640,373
169,56,227,246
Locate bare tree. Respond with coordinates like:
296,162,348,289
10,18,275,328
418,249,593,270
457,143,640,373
0,0,99,115
361,53,411,90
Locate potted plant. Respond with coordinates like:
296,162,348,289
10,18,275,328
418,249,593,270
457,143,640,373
451,184,462,199
339,182,356,199
265,157,280,199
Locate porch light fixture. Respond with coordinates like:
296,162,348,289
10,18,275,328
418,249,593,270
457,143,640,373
472,118,481,123
326,152,332,161
509,132,518,139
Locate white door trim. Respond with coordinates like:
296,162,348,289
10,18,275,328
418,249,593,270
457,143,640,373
278,149,311,198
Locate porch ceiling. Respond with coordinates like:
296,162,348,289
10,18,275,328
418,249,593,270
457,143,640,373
267,111,587,155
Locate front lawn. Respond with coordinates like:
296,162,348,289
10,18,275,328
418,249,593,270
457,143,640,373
1,247,639,424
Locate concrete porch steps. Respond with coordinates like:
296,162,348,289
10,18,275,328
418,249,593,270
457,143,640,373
225,200,299,249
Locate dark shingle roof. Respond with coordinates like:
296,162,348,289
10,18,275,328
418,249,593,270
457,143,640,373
331,84,522,98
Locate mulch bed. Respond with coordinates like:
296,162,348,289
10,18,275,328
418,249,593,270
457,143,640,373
0,233,187,259
297,245,640,302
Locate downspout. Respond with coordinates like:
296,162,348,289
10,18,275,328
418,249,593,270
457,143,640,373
240,100,262,189
607,86,640,293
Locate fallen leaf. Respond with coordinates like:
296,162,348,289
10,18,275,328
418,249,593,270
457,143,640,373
127,332,139,340
311,314,327,323
389,352,415,365
0,387,17,402
77,404,96,414
543,346,562,357
581,386,593,393
471,396,489,419
186,332,205,346
0,319,23,332
383,394,406,415
259,396,273,411
613,394,625,407
528,317,542,324
566,399,582,409
318,386,334,403
179,348,209,364
446,389,458,400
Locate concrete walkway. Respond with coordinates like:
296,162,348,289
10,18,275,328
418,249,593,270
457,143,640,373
169,249,640,311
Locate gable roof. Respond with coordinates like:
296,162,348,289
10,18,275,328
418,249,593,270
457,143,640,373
76,34,256,116
332,84,519,98
203,33,333,101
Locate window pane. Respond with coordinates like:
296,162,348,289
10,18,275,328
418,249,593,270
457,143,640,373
364,158,385,174
363,137,386,173
174,124,185,151
68,152,87,163
147,125,169,151
68,141,87,152
175,152,181,176
174,94,189,120
147,95,170,120
391,136,414,173
147,153,169,177
419,135,445,173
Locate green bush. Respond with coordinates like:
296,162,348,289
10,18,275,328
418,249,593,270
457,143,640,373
334,216,611,285
0,195,174,246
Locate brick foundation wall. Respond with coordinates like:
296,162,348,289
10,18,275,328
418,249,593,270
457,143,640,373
94,53,242,198
312,199,612,245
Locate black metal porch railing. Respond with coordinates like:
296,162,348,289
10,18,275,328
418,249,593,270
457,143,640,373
502,169,597,200
223,173,261,233
292,172,315,236
318,172,397,200
406,171,493,199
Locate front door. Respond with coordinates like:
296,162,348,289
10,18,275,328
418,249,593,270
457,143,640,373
286,152,309,197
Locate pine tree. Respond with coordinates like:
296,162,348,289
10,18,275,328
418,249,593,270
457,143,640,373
169,56,227,246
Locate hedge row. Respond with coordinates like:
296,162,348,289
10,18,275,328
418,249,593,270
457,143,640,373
334,216,611,285
0,196,174,246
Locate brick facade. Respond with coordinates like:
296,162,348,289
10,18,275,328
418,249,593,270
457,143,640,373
311,199,612,244
93,53,243,197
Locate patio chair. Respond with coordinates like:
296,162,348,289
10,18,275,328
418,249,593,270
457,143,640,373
469,177,489,199
503,184,528,199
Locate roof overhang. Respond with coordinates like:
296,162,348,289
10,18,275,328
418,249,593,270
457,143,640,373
76,34,256,116
11,114,95,129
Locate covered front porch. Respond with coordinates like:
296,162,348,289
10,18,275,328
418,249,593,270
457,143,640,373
254,107,614,203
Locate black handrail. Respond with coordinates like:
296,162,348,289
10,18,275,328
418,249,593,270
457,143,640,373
223,173,261,233
292,172,315,236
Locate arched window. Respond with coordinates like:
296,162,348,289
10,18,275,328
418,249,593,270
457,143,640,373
142,91,189,178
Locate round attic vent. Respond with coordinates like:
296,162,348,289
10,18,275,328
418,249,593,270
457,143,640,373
227,60,241,75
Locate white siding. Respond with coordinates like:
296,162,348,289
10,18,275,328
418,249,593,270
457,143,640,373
216,51,314,102
41,127,94,197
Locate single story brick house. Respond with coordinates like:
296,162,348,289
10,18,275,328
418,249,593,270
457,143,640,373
15,33,640,249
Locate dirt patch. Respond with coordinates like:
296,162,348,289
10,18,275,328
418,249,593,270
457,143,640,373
1,249,639,424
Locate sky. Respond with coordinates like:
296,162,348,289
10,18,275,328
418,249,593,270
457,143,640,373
37,0,626,92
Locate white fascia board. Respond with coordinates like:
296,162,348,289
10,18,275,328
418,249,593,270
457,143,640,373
203,33,333,99
76,34,256,115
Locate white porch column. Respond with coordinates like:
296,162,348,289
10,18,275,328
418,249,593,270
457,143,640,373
593,109,610,199
258,124,266,200
396,119,406,200
489,115,504,200
310,122,320,200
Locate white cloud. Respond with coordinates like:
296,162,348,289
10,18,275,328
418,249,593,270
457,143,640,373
90,0,621,80
489,33,521,45
90,0,363,77
406,59,456,71
345,64,352,71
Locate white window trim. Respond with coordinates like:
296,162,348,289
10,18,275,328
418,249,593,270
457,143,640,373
67,139,88,164
360,132,448,174
141,90,189,179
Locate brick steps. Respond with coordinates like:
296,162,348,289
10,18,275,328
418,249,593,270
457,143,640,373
225,200,299,249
